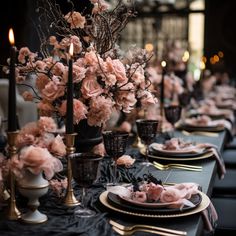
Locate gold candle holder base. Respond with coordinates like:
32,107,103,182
64,133,79,207
6,131,21,220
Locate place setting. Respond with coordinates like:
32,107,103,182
99,174,211,220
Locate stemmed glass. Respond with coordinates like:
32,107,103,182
164,105,182,137
71,153,102,218
136,119,159,166
102,131,129,187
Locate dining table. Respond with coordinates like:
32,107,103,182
0,129,227,236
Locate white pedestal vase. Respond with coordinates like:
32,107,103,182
18,170,49,224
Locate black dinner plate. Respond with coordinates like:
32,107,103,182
148,145,210,158
177,123,225,132
107,192,202,214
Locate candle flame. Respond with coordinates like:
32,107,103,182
69,43,74,56
161,61,166,68
9,28,15,45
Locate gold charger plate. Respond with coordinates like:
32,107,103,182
147,151,214,161
140,148,214,161
99,191,210,218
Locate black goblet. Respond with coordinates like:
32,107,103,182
164,105,182,137
136,119,159,166
102,131,129,187
71,153,102,218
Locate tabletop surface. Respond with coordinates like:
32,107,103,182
0,130,226,236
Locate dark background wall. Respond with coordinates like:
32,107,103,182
204,0,236,80
2,0,236,80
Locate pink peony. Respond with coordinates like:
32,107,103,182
50,135,66,157
19,146,63,180
81,75,104,99
64,11,86,29
41,76,65,102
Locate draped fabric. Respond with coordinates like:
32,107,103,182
0,133,223,236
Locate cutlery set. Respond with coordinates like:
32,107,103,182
110,220,187,236
153,161,202,172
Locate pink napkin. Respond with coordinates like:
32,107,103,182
198,143,226,179
209,147,226,180
201,201,218,232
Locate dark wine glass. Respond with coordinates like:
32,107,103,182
102,131,129,187
136,119,159,166
71,153,102,218
164,105,182,136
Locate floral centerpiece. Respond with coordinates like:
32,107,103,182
11,0,157,130
10,116,65,180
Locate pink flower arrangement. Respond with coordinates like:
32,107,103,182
11,0,157,128
10,116,65,180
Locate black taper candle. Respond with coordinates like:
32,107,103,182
8,29,17,132
160,61,166,105
66,43,74,134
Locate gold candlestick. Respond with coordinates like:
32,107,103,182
64,133,79,207
160,103,164,133
6,131,21,220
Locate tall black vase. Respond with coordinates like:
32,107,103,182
74,119,103,153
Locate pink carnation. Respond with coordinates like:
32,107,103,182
37,116,57,133
51,62,66,77
130,64,145,88
58,99,88,124
37,101,55,116
116,90,137,113
64,11,86,29
70,35,82,54
105,57,128,85
87,96,114,126
138,90,157,106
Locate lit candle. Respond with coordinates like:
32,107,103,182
8,28,17,132
160,60,167,105
66,43,74,134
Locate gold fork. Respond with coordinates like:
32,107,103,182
153,162,202,172
112,226,180,236
110,220,187,235
153,161,202,169
182,130,219,137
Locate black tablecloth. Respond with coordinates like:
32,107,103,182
0,131,227,236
